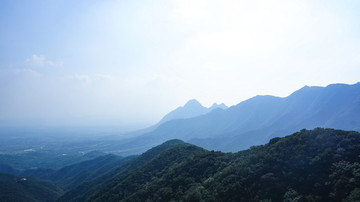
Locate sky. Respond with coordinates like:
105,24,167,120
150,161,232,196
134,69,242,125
0,0,360,131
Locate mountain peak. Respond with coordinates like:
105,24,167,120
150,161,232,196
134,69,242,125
184,99,203,108
209,103,228,110
157,99,207,125
157,99,229,125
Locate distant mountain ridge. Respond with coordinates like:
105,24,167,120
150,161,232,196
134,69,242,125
158,99,228,125
208,102,228,111
117,82,360,154
122,99,228,140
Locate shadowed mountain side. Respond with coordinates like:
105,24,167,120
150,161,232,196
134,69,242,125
47,154,135,191
86,143,206,201
58,139,188,202
0,172,64,202
0,155,136,192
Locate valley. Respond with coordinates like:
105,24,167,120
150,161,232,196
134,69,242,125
2,1,360,201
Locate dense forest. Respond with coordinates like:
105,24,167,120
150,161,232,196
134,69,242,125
0,172,63,202
1,128,359,201
80,128,360,202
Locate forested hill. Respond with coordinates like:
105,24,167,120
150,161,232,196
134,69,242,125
0,172,63,202
58,139,195,202
74,128,360,201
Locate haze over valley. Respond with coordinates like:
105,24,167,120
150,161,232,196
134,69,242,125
1,0,360,201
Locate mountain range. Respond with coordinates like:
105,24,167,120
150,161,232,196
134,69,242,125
116,82,360,154
1,82,360,201
120,100,228,141
158,99,228,125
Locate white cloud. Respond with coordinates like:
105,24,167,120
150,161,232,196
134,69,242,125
66,74,118,84
26,54,45,67
46,60,63,67
95,74,115,81
71,74,92,83
26,54,63,67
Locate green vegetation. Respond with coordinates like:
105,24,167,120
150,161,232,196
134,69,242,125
1,128,359,201
58,139,189,202
88,143,205,201
77,128,360,201
0,172,63,202
48,154,134,191
0,153,136,192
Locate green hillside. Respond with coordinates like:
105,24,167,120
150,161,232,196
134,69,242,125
0,172,63,202
48,154,134,191
58,139,190,202
80,128,360,201
2,128,359,201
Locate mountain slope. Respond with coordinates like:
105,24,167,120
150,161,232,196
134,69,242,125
87,143,206,201
129,82,360,152
80,128,360,202
113,99,228,154
58,139,189,202
48,154,134,191
0,172,63,202
0,154,136,192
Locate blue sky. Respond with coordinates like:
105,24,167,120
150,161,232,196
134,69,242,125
1,0,360,130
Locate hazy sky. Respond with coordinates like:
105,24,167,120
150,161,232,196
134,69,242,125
1,0,360,130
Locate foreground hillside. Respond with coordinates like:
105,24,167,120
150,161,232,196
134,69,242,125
58,139,195,201
0,172,63,202
60,128,360,201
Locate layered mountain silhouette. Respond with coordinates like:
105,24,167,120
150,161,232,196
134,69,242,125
119,82,360,154
123,99,228,139
158,99,228,125
2,82,360,201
